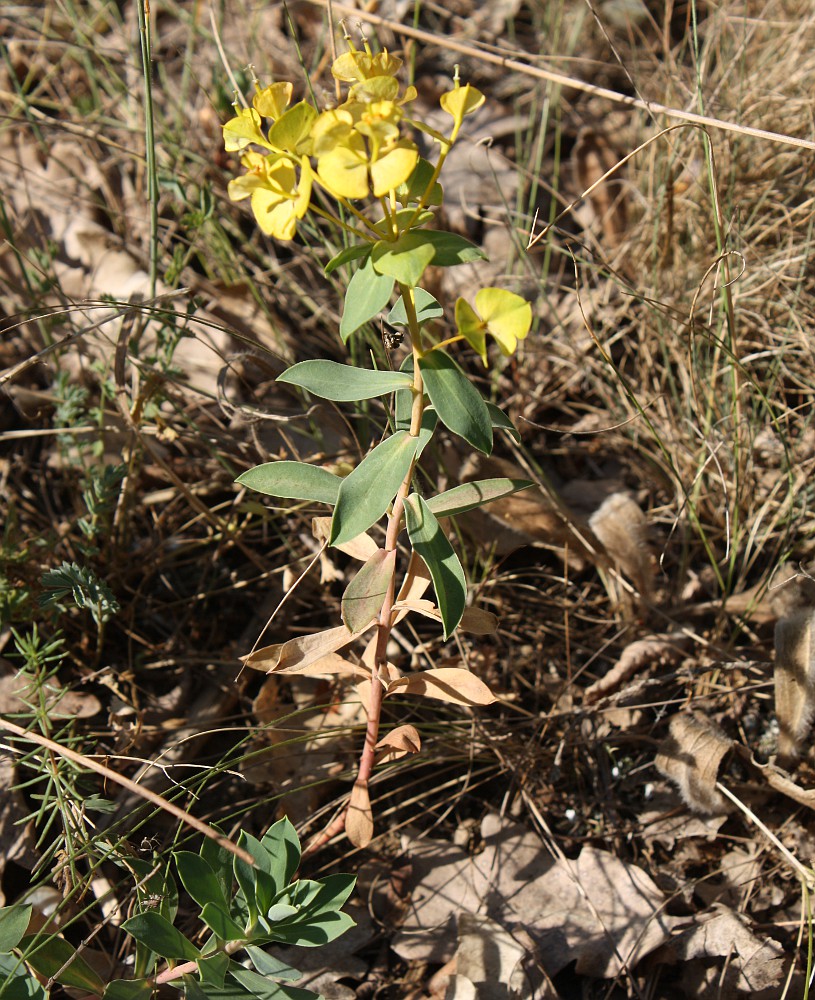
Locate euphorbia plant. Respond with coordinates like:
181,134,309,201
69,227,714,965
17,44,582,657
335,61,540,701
225,35,534,848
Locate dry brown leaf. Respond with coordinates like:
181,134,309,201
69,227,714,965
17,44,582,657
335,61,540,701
394,816,677,976
374,724,421,765
774,608,815,762
588,491,653,601
584,633,690,703
664,905,787,993
655,713,733,815
393,601,499,635
387,668,497,706
242,622,373,674
312,517,379,562
347,780,374,848
448,913,535,1000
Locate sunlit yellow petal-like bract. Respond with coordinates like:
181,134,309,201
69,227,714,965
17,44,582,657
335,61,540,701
222,107,268,152
317,144,369,200
269,101,317,155
455,297,488,363
253,82,293,120
475,288,532,356
440,84,485,124
370,141,419,197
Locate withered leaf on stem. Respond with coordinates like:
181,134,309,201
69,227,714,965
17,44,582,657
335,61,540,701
387,668,497,707
774,608,815,763
655,713,733,815
347,780,374,848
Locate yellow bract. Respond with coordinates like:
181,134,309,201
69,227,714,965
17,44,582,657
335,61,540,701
455,288,532,364
332,49,402,83
253,82,293,120
370,141,419,198
227,151,313,241
222,107,271,153
440,83,485,129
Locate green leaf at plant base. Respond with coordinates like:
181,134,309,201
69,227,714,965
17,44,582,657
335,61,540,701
198,953,231,989
18,935,106,995
0,905,31,953
417,350,492,455
229,966,316,1000
104,980,153,1000
487,402,522,444
260,818,301,897
0,953,47,1000
200,904,246,942
371,232,435,287
324,243,370,275
419,231,486,267
174,851,231,914
342,548,397,632
330,431,418,547
245,947,301,982
272,910,357,947
236,462,340,506
278,361,412,402
403,494,466,639
121,912,200,963
426,478,534,518
387,288,444,328
339,257,395,340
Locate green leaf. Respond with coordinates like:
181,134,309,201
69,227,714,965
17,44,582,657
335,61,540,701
103,980,153,1000
372,208,435,235
425,478,534,518
0,905,31,953
270,911,357,948
418,350,492,455
229,968,316,1000
200,904,246,942
237,462,340,505
324,243,370,275
200,838,234,907
403,495,466,639
341,548,396,632
396,157,443,206
19,935,106,994
296,873,356,919
419,231,487,267
259,818,301,896
175,852,230,913
386,288,444,327
237,835,276,915
486,402,522,444
330,431,418,547
0,954,47,1000
198,953,231,989
371,232,435,287
245,947,301,982
278,360,412,402
121,912,200,962
339,257,395,340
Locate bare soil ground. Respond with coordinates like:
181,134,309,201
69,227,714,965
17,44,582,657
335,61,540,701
3,1,815,997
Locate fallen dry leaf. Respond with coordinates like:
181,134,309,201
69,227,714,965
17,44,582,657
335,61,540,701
446,913,535,1000
655,713,733,815
584,632,691,703
662,904,787,993
588,491,654,602
774,608,815,762
394,816,677,977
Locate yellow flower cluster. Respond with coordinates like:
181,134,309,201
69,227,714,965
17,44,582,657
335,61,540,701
222,45,484,240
